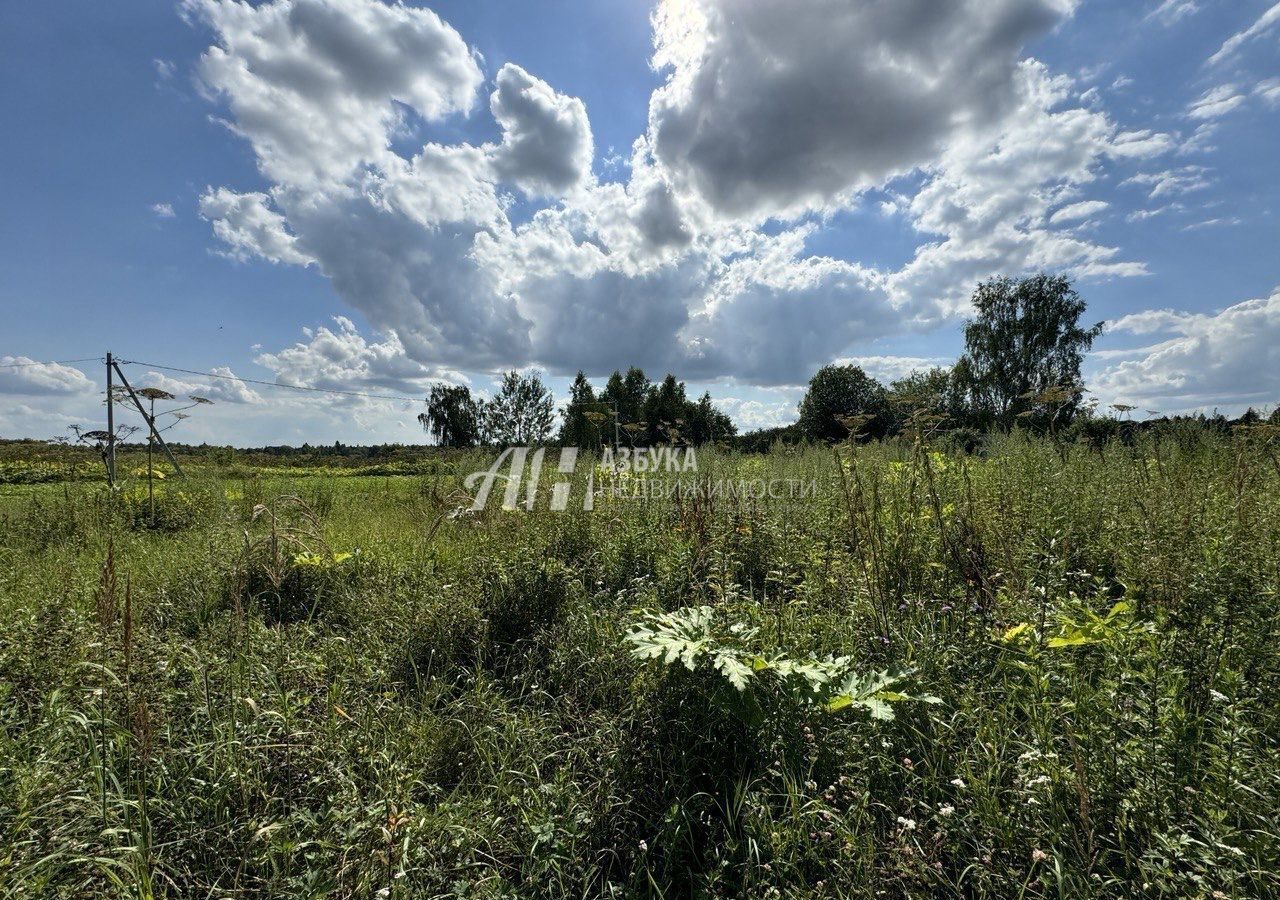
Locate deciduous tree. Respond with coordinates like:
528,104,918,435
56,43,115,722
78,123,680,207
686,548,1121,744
418,384,482,448
798,364,889,441
952,274,1103,430
484,370,555,446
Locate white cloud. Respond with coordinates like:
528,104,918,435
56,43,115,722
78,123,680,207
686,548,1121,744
1050,200,1109,224
203,367,265,403
189,0,1166,388
1181,216,1242,230
1207,2,1280,66
486,63,593,198
0,358,96,396
646,0,1076,220
1126,202,1185,222
1187,84,1246,120
131,368,265,405
1122,166,1212,199
1092,287,1280,411
889,63,1156,317
199,188,314,265
376,142,505,229
1179,121,1219,155
185,0,483,188
255,316,463,397
1255,78,1280,108
1146,0,1199,26
1110,129,1178,158
281,183,533,370
716,394,800,431
0,403,89,440
151,202,176,218
834,355,953,384
677,230,900,383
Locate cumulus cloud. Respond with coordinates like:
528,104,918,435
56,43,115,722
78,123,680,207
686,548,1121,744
0,358,96,396
678,230,898,384
132,368,265,405
0,403,88,439
284,185,532,369
255,316,463,396
185,0,483,188
646,0,1076,220
203,367,266,403
1092,287,1280,411
151,202,176,218
835,355,954,384
190,0,1166,387
199,188,314,265
715,394,801,431
486,63,593,198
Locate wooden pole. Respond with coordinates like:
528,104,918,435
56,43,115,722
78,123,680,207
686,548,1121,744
147,397,155,526
611,399,619,454
111,361,185,478
105,352,116,486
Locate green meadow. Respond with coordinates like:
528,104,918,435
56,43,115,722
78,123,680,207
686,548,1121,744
2,428,1279,898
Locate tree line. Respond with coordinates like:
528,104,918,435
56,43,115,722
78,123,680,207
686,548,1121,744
419,368,736,449
790,273,1105,444
421,274,1278,451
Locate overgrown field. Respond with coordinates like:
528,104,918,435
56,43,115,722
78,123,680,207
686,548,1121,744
2,430,1279,898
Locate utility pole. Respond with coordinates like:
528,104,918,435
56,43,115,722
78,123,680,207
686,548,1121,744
610,399,619,454
105,352,116,486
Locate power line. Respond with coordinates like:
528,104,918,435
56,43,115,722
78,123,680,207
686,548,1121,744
0,356,104,369
115,357,426,404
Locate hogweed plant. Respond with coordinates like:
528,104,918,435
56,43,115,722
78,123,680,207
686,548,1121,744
626,605,940,726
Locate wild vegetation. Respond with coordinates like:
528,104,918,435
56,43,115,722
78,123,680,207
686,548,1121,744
3,275,1279,896
2,421,1279,898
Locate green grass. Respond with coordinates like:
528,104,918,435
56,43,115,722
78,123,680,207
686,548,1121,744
1,428,1279,898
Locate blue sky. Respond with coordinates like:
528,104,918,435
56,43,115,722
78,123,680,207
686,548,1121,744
1,0,1278,444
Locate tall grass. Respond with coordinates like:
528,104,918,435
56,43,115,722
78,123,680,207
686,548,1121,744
1,426,1278,897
